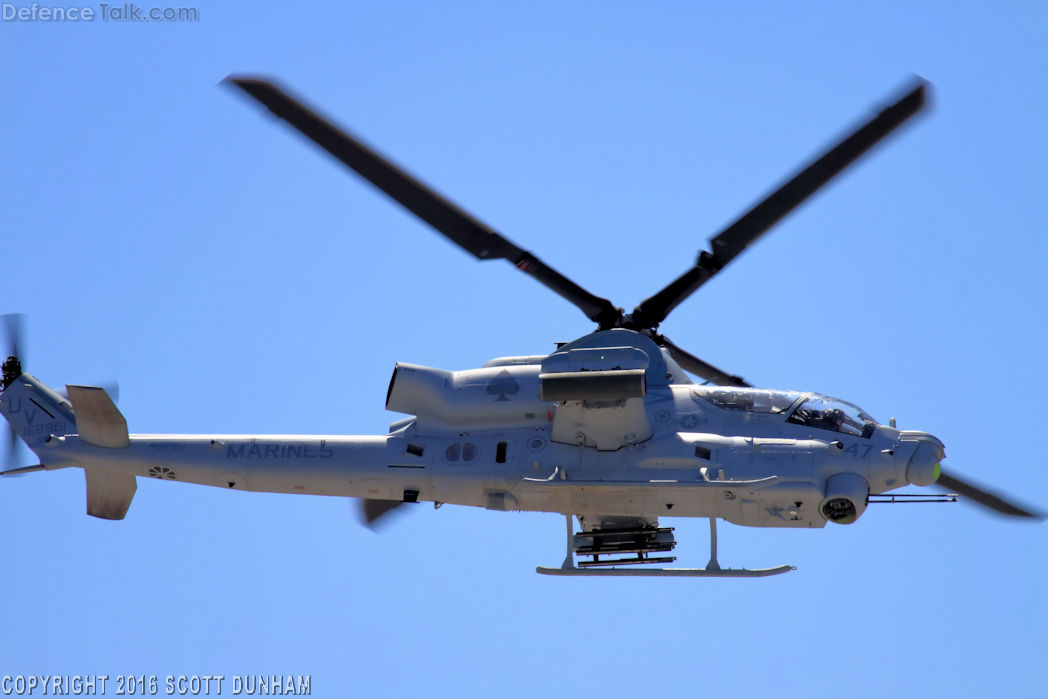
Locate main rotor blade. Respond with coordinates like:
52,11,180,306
1,464,44,477
226,76,621,327
631,80,928,329
659,335,750,386
937,470,1044,520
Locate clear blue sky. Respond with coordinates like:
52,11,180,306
2,2,1045,696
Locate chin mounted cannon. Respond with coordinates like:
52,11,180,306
820,472,870,524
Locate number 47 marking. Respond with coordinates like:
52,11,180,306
844,443,873,458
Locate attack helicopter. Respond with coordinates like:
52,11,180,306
1,76,1040,578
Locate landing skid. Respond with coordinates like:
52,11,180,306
535,565,795,578
536,516,796,579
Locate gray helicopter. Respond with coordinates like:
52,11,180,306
1,77,1039,578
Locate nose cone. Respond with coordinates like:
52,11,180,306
903,432,945,486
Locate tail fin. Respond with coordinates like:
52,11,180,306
0,372,76,455
65,385,129,448
84,467,137,520
2,373,136,519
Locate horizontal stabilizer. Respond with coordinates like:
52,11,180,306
66,385,128,448
84,467,137,520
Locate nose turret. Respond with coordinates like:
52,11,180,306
900,431,945,486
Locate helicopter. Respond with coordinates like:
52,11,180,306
1,76,1040,578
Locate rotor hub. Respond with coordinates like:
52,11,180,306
1,356,21,390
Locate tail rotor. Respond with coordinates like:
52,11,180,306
1,313,27,473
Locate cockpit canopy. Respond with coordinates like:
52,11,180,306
697,387,803,414
786,394,878,438
692,386,879,438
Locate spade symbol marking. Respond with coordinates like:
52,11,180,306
486,370,520,402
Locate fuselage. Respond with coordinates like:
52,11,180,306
4,329,945,529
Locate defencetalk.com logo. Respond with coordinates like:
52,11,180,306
1,2,199,22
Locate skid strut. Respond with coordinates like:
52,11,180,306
537,516,795,578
